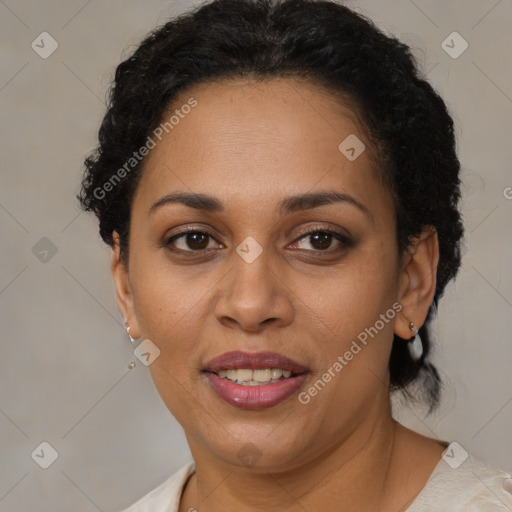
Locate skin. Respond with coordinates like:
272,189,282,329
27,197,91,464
111,77,445,511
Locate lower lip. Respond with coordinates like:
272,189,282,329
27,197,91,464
205,372,308,410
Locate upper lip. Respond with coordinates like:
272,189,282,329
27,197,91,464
204,351,309,374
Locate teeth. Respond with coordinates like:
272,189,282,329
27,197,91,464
216,368,295,385
253,369,272,382
271,368,283,379
236,369,253,382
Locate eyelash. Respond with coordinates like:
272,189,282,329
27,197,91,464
164,226,353,255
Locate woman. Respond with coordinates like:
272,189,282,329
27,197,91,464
78,0,512,510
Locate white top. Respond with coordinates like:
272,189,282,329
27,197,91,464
121,442,512,511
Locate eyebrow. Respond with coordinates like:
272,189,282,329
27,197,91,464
279,191,372,220
149,192,223,214
149,190,372,220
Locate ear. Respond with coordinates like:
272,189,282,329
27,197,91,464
395,226,439,339
111,232,141,339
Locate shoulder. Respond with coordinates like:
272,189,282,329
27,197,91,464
407,442,512,511
120,461,196,512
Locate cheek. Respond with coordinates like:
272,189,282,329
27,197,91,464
317,247,399,336
304,244,400,405
300,271,398,422
131,248,203,326
129,259,214,375
311,281,397,381
131,265,210,418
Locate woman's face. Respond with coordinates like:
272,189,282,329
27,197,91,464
113,77,413,471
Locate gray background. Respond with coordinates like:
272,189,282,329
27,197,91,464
1,0,511,510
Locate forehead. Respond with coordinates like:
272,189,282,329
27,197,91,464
133,77,389,215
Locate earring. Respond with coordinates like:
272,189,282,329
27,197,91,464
408,322,423,361
125,323,136,343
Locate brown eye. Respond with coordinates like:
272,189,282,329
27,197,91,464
185,232,209,250
309,231,333,250
293,229,352,252
167,230,220,252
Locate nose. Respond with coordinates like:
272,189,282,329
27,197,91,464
214,245,294,333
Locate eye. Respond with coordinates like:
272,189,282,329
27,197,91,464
291,228,352,252
166,229,223,252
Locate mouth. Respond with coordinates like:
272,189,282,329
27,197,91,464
203,351,309,409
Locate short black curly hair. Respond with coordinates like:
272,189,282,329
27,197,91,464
78,0,464,410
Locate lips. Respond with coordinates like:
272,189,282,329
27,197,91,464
203,351,309,410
